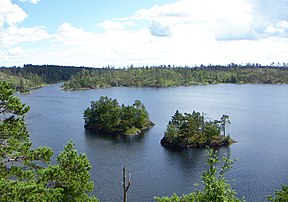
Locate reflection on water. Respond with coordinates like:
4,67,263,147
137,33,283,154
19,83,288,202
85,129,146,144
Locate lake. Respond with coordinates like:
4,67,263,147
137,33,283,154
19,84,288,201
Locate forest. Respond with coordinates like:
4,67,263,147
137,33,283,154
63,65,288,90
1,64,288,93
161,110,236,148
0,64,87,93
84,96,154,135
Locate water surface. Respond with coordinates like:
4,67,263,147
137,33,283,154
19,84,288,201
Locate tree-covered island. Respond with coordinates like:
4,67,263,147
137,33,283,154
84,96,154,135
161,110,236,148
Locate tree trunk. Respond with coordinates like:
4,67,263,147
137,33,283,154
122,166,131,202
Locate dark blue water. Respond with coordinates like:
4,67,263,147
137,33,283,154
19,84,288,201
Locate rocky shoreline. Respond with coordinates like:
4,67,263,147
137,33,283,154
161,136,237,149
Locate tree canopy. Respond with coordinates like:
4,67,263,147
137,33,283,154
161,110,236,148
84,96,154,135
268,185,288,202
0,81,98,201
1,64,288,92
63,66,288,90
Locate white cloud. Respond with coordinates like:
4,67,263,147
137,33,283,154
0,0,50,48
0,25,50,46
97,20,125,30
0,0,27,26
0,0,49,66
149,21,171,37
19,0,40,4
53,0,288,66
1,0,288,67
132,0,288,41
265,20,288,37
8,46,24,56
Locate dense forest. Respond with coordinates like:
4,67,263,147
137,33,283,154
84,96,154,135
0,64,87,83
161,110,236,148
0,64,88,92
1,64,288,92
0,71,43,93
63,65,288,90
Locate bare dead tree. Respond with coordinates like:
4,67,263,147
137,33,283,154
121,166,131,202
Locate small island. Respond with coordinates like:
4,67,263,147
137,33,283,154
84,96,154,135
161,110,236,148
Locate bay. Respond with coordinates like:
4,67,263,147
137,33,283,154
19,84,288,201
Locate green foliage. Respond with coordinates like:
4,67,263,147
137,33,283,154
63,66,288,90
220,115,230,136
0,81,98,201
84,96,153,135
0,70,44,91
40,142,98,202
2,64,288,91
268,185,288,202
161,110,233,148
155,149,244,202
0,65,84,84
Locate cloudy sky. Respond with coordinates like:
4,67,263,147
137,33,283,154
1,0,288,67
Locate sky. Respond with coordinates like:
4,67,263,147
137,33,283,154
0,0,288,67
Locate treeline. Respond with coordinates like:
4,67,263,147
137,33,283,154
63,66,288,90
20,64,88,83
0,71,43,93
0,64,87,83
0,64,89,92
1,64,288,91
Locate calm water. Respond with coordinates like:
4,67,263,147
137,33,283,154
19,84,288,202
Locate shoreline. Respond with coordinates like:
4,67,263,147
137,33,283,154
161,136,237,149
62,82,288,91
85,123,154,136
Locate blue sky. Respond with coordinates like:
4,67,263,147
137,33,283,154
1,0,288,67
18,0,175,32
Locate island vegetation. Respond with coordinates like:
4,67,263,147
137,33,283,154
84,96,154,135
161,110,236,148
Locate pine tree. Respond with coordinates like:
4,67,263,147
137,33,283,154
0,81,98,201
